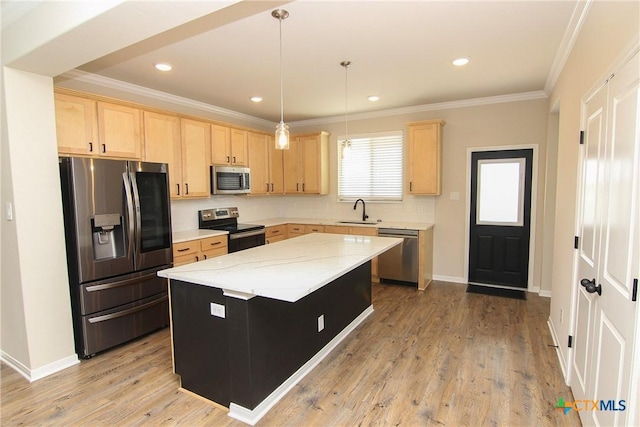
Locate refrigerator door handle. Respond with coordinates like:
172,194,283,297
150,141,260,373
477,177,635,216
128,169,143,260
122,171,136,260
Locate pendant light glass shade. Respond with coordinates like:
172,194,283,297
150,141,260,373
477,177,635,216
273,9,289,150
275,121,290,150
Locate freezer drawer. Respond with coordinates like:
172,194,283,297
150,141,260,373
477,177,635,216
78,266,168,315
79,293,169,357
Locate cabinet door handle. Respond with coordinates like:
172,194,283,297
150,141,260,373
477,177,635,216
209,241,221,246
195,256,199,262
296,183,299,192
302,183,305,192
185,183,189,194
176,184,180,195
272,230,280,234
102,144,106,153
410,182,413,191
89,142,93,152
271,183,274,192
267,183,270,192
226,156,230,163
177,247,191,252
203,254,208,259
233,156,236,163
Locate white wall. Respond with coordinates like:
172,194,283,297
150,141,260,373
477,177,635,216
1,69,77,375
547,1,639,375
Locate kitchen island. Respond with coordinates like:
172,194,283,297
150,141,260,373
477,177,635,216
158,233,401,425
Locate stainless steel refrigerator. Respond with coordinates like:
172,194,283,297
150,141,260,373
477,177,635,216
59,157,172,358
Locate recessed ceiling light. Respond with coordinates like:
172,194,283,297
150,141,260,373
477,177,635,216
250,96,263,103
368,95,380,102
154,63,172,71
452,57,470,67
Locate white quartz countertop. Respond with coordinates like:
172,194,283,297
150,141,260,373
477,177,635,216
158,233,402,303
172,229,228,243
254,217,434,231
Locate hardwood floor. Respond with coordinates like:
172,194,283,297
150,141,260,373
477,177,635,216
1,281,580,426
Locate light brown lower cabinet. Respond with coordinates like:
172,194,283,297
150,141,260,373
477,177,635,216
265,225,287,244
172,235,227,267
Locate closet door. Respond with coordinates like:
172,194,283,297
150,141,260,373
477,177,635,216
571,52,639,427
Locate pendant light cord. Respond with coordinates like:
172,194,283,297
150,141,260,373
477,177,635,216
279,16,284,123
341,61,352,144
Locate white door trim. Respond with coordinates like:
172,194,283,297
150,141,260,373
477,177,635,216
464,144,539,292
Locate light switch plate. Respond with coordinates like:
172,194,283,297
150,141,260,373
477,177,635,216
6,202,13,221
210,302,225,318
317,314,325,332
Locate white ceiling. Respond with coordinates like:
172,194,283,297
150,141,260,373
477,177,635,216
63,1,579,123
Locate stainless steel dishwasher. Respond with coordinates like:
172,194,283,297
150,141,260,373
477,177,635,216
377,228,419,284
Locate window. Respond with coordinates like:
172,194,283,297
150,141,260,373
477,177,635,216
337,131,403,202
476,158,526,226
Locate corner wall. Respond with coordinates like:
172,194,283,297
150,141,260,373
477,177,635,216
547,0,639,376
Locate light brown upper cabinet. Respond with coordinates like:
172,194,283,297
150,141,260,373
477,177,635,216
179,118,211,198
283,131,330,195
143,111,182,198
55,92,142,159
248,132,284,195
54,93,98,156
212,124,247,166
407,119,445,195
211,124,231,165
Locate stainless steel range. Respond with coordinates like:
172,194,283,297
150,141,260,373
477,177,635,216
198,207,265,252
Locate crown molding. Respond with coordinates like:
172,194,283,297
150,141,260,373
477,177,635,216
290,91,549,128
58,69,548,129
544,0,592,94
57,69,275,128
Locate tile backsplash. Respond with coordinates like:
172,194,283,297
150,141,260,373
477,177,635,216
170,195,436,232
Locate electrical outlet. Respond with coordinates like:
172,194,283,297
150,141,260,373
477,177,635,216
6,202,13,221
317,314,325,332
210,302,225,318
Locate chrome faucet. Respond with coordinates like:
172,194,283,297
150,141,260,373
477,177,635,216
353,199,368,221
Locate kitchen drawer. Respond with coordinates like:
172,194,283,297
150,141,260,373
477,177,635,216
324,225,350,234
266,225,287,239
305,224,325,233
199,235,227,252
288,224,305,235
173,241,198,257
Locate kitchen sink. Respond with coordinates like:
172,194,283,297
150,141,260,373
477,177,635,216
336,221,378,225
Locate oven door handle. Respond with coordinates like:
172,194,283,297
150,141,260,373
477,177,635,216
229,229,266,240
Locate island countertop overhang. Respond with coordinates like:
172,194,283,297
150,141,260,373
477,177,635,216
158,233,402,303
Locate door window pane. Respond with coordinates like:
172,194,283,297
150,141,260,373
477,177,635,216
477,158,525,226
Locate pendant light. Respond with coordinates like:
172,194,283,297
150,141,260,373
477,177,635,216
340,60,352,159
272,9,290,150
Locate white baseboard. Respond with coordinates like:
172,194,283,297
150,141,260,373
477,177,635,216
1,351,79,382
228,305,375,426
538,289,552,298
547,318,568,383
432,275,466,284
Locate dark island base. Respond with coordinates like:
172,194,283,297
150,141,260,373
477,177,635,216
169,261,372,421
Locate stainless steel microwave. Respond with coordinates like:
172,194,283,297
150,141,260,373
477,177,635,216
211,166,251,194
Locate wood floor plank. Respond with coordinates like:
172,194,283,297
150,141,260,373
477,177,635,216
1,281,580,426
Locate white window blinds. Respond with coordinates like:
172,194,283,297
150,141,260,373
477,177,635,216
337,131,404,202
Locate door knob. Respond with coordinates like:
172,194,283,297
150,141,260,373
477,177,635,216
580,278,602,296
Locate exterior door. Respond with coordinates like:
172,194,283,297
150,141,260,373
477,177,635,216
468,149,533,288
571,52,639,427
